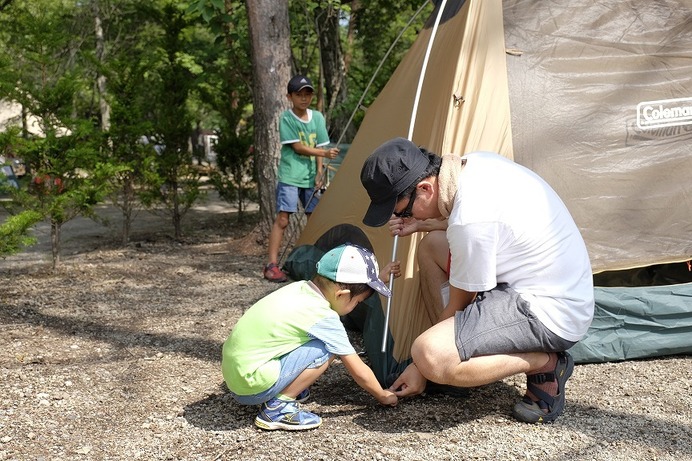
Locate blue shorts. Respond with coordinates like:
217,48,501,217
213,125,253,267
276,182,321,214
229,339,331,406
454,284,576,361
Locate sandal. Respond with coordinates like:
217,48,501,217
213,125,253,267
512,351,574,423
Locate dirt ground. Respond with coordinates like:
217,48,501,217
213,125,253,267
1,194,691,461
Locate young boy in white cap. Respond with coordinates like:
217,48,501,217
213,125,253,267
223,244,399,431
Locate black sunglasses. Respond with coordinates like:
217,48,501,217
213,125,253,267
393,189,416,218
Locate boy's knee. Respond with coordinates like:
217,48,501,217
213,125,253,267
418,233,434,251
275,213,290,228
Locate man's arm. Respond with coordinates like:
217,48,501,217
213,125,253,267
438,285,476,322
388,216,448,238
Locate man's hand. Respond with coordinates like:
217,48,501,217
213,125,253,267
388,216,420,238
389,216,449,238
389,363,427,398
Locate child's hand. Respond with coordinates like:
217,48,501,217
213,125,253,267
325,147,339,160
315,176,325,190
378,390,398,407
379,260,400,282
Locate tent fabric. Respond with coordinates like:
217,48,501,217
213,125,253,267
503,0,692,273
570,283,692,363
298,0,513,362
297,0,692,365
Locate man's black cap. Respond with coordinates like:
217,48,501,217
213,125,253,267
360,137,429,227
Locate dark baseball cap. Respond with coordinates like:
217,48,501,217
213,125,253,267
360,137,430,227
287,75,314,93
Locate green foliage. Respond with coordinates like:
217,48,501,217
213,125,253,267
0,126,24,158
11,121,123,226
138,4,203,235
0,0,434,252
187,0,254,215
0,210,42,257
0,0,126,263
208,127,255,221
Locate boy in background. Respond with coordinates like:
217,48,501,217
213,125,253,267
264,74,340,282
223,244,399,431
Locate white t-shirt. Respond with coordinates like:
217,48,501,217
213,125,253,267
446,152,594,341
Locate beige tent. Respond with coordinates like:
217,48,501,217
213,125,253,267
296,0,692,365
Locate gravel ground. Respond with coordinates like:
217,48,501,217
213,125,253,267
0,198,690,461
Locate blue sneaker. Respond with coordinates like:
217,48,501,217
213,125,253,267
296,388,310,403
254,398,322,431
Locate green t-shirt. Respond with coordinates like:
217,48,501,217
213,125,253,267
221,281,356,396
278,109,330,188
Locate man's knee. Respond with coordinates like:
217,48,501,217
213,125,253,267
411,334,438,379
418,232,436,259
418,231,449,272
411,321,459,383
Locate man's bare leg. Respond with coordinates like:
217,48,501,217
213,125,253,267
411,317,551,387
417,231,450,324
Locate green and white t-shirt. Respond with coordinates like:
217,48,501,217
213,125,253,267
278,109,330,188
222,281,355,396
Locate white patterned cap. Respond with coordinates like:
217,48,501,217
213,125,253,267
316,244,391,297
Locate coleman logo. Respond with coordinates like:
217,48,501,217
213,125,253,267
637,97,692,130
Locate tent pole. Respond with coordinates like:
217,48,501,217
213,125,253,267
381,234,399,352
382,0,449,353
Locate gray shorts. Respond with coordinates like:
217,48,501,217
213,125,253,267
454,283,575,361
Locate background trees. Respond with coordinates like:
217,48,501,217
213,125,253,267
0,0,430,265
0,0,121,268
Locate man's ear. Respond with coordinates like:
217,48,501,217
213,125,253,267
417,180,434,194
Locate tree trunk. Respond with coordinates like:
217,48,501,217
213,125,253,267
316,3,354,142
50,219,61,270
93,2,110,132
344,0,360,74
245,0,292,240
21,105,29,137
121,177,134,245
172,180,182,239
